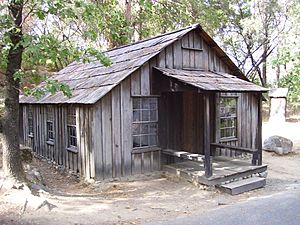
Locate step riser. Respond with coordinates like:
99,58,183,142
162,164,267,186
219,177,266,195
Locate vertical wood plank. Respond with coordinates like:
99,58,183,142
112,86,122,178
165,45,173,68
203,41,209,70
140,62,150,95
215,56,220,72
88,107,95,178
257,94,263,165
204,94,212,177
131,70,141,95
132,153,141,174
93,100,104,180
246,94,251,148
194,36,202,69
102,93,113,179
173,40,182,69
214,93,220,156
55,106,60,164
143,152,151,173
152,151,160,171
189,31,195,68
121,78,132,176
182,34,189,68
84,108,91,179
77,107,85,177
158,49,166,68
149,57,157,94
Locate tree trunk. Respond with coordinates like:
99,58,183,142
262,41,268,86
2,1,25,181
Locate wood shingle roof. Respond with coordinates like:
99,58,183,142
155,67,268,92
20,25,199,104
20,24,259,104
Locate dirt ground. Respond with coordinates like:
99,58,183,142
0,122,300,225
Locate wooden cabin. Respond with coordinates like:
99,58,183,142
19,24,268,187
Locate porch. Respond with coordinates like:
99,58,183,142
162,154,267,186
153,67,267,192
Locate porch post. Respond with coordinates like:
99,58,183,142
257,93,263,165
204,94,212,177
252,93,263,166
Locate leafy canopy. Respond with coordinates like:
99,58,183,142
0,0,112,98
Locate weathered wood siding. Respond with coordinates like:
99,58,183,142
91,75,160,179
214,92,260,157
158,92,216,155
20,104,93,177
155,29,231,72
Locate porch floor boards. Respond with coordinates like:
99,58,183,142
162,156,267,186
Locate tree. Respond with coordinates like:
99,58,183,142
2,0,26,181
0,0,111,181
272,0,300,107
213,0,289,86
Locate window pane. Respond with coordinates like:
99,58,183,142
149,135,157,146
133,110,140,122
150,110,157,121
132,124,140,135
149,98,157,109
133,136,140,148
141,124,148,134
142,98,150,109
141,136,148,147
142,110,150,121
149,123,157,134
133,98,141,109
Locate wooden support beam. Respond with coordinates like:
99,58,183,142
211,143,258,154
251,94,263,166
204,94,212,177
257,94,263,165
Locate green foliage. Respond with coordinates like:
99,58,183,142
0,0,113,99
23,79,72,99
271,0,300,107
278,62,300,107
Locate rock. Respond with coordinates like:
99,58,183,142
20,145,33,163
263,135,293,155
258,171,268,178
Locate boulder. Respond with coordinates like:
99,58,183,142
263,135,293,155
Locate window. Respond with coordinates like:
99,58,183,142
46,106,54,142
67,107,77,149
28,106,33,136
132,98,158,149
220,97,237,140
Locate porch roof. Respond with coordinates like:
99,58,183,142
155,67,268,92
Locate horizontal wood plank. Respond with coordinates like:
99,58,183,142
211,143,257,154
162,149,205,162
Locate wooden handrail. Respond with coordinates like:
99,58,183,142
211,143,258,154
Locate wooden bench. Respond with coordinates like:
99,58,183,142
162,149,205,163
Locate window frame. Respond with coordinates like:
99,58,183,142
28,106,34,137
66,107,78,152
46,106,55,144
219,96,238,141
132,97,158,149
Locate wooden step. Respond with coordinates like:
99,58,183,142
218,177,266,195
